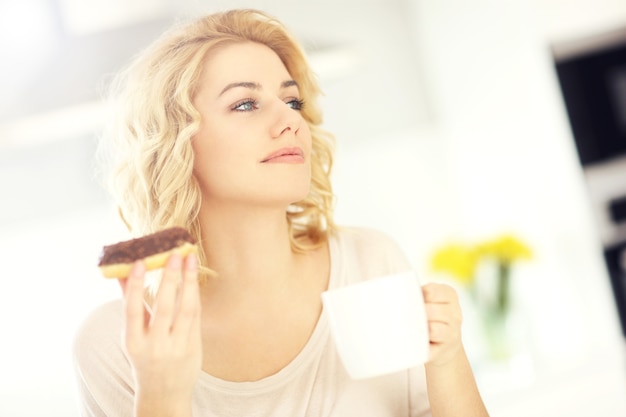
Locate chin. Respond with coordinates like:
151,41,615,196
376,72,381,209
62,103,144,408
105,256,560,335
274,183,311,206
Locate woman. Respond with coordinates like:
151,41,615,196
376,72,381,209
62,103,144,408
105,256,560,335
73,8,489,417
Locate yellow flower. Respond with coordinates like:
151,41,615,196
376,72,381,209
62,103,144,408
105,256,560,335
430,243,479,284
430,234,532,285
476,234,533,263
430,233,533,360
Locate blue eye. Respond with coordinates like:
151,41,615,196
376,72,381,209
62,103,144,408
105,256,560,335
232,99,258,112
287,99,305,111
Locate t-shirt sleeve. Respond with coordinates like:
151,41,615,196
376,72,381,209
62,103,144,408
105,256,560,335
72,300,135,417
340,227,414,281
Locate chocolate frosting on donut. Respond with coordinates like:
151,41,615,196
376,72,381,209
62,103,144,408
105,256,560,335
98,227,196,266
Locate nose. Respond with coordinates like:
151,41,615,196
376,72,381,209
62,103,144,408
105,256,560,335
270,101,302,139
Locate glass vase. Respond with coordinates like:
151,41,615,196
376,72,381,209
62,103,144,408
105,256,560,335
476,260,513,362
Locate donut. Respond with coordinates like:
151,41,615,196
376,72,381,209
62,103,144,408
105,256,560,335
98,227,198,278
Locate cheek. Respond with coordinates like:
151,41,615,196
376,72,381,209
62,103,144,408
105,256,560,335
192,121,234,167
193,140,231,181
191,132,222,188
191,129,257,197
300,123,313,153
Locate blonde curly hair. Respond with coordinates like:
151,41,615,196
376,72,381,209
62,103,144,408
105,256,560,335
99,9,336,278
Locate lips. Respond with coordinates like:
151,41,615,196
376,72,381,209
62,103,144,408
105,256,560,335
261,147,305,163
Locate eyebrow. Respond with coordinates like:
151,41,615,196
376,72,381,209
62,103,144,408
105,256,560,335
218,80,299,96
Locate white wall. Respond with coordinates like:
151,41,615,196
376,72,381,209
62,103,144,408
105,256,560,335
0,209,123,417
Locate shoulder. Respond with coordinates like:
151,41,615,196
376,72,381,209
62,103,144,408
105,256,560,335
72,299,135,415
331,226,412,279
334,226,401,249
74,299,124,341
333,226,407,260
73,299,127,371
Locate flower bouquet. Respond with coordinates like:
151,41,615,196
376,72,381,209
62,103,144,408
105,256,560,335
430,234,532,361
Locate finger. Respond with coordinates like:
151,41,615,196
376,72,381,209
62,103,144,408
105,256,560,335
425,303,452,323
427,342,443,363
428,321,451,344
124,261,147,345
172,253,201,343
150,253,183,334
422,282,457,304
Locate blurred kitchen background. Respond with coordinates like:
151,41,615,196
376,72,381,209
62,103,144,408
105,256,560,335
2,0,626,415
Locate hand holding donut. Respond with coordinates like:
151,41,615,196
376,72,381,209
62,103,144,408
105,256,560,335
100,228,202,417
120,253,202,416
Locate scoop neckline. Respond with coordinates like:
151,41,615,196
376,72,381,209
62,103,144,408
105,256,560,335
196,232,340,394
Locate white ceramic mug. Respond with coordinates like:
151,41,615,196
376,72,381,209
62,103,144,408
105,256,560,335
322,271,430,379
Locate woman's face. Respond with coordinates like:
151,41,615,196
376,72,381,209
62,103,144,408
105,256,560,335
191,41,312,209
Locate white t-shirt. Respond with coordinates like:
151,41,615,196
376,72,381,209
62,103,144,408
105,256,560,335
73,227,431,417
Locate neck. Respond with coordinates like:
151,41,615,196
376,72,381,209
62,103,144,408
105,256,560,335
198,203,298,287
